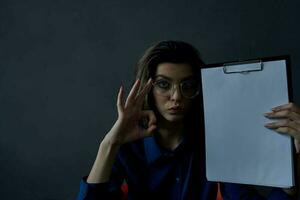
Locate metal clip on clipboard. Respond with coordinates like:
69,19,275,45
223,60,264,74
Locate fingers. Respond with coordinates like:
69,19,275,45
268,102,300,123
115,79,154,141
138,125,157,138
117,86,124,114
264,119,299,131
264,103,300,140
137,79,152,98
271,102,300,114
145,124,157,135
124,78,152,108
264,110,300,122
141,110,157,127
264,120,300,140
125,79,141,107
275,127,300,140
136,79,153,106
138,110,157,137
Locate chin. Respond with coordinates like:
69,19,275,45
163,113,185,123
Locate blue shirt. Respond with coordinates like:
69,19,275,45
76,135,294,200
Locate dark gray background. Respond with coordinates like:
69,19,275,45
0,0,299,199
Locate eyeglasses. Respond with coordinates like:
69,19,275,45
152,78,200,99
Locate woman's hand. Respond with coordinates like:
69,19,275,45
105,79,157,147
264,102,300,196
264,102,300,153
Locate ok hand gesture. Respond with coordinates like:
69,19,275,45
107,79,157,146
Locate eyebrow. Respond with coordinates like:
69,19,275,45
154,75,195,81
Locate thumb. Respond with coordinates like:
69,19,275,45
145,124,157,137
136,110,157,139
137,124,156,139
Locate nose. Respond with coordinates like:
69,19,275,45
170,85,182,101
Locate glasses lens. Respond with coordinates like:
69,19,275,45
153,79,199,99
153,79,171,96
180,80,199,98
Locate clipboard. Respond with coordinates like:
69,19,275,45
201,56,295,187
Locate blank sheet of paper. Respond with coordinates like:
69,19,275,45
201,60,294,187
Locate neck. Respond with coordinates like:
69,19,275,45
156,116,185,150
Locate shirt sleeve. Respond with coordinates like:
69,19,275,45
76,176,123,200
76,153,126,200
220,183,296,200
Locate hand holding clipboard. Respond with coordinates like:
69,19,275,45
264,102,300,194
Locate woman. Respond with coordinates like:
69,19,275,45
77,40,300,199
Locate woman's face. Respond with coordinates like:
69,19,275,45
152,62,196,123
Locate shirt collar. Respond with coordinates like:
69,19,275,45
144,136,162,164
143,134,188,164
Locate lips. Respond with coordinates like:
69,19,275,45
168,106,184,114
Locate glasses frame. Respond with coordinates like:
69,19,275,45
152,78,200,99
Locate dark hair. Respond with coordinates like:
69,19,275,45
135,40,204,80
135,40,205,110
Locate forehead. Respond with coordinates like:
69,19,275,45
155,62,194,80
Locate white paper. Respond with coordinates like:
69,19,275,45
201,60,294,187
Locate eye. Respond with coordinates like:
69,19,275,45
155,80,171,90
181,80,198,90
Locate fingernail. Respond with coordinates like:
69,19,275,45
264,124,272,128
264,112,272,116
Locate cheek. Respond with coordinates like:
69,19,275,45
153,94,166,110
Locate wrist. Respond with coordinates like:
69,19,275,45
104,119,127,147
101,134,122,151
